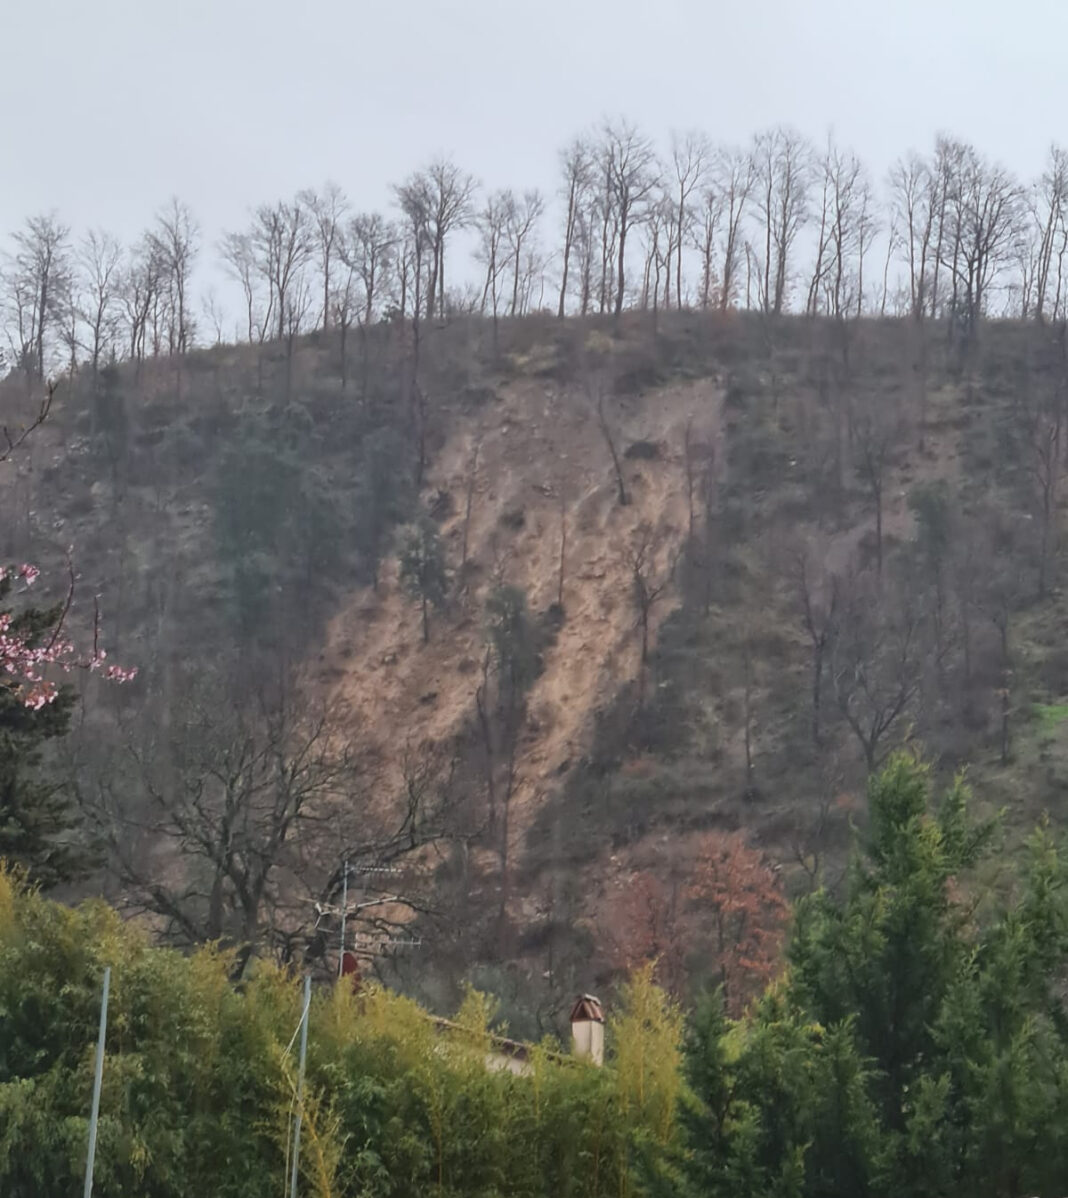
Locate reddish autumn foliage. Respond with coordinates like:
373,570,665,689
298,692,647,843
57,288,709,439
687,831,789,1013
603,832,788,1009
605,871,688,997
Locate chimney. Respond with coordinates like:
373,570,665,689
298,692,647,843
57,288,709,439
569,994,604,1066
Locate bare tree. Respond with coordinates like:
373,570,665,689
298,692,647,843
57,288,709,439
832,571,927,771
78,229,123,372
299,181,349,330
640,195,674,321
119,234,163,364
557,137,594,318
889,151,938,320
854,406,894,576
1032,145,1068,322
807,140,835,316
55,260,81,376
473,190,511,352
626,523,677,700
475,190,510,320
601,119,660,317
740,625,757,793
591,150,620,314
715,146,754,310
1,378,56,461
281,270,314,374
752,127,812,314
219,230,265,343
87,687,358,963
854,178,878,317
201,288,227,346
806,137,872,318
246,196,313,342
692,187,724,310
394,158,477,320
149,199,198,353
331,251,360,389
459,434,482,572
927,135,964,319
84,682,456,972
556,482,568,607
587,374,629,505
1015,375,1063,596
670,130,711,308
506,189,544,317
791,543,840,745
4,213,71,378
938,142,1022,336
343,211,395,326
393,178,433,338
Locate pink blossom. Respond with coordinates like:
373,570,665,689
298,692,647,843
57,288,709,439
1,561,136,708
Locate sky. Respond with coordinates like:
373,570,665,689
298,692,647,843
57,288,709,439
4,0,1068,304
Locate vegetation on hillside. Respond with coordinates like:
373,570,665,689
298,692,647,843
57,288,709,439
5,306,1068,1031
5,756,1068,1197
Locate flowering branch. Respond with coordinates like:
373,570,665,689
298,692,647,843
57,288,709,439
0,558,137,710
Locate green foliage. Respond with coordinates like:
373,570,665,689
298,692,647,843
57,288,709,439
673,753,1068,1198
0,872,290,1197
398,517,447,643
0,574,85,887
9,754,1068,1198
908,479,953,565
1033,702,1068,730
485,584,542,703
0,869,678,1198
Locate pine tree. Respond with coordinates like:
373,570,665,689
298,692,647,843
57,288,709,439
789,754,997,1132
398,517,447,643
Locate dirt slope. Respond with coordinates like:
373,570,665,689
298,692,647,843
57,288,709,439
318,377,723,860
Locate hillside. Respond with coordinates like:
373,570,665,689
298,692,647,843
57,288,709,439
3,310,1066,1032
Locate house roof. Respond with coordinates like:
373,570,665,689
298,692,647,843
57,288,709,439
569,994,604,1024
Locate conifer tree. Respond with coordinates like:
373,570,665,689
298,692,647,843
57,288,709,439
398,517,447,643
0,570,85,886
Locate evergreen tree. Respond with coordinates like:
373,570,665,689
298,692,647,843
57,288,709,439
485,584,541,702
0,572,85,887
674,754,1068,1198
398,517,447,643
789,755,998,1133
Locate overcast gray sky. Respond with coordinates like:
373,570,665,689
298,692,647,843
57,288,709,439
5,0,1068,278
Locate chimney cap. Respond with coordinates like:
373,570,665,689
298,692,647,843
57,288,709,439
570,994,604,1024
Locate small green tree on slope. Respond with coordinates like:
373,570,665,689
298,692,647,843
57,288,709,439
399,517,447,644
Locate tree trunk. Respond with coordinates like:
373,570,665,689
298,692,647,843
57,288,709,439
557,494,567,607
558,185,575,319
676,191,685,310
811,643,823,745
875,486,883,575
614,205,629,317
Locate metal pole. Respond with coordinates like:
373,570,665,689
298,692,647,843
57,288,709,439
83,966,110,1198
288,975,311,1198
337,860,348,979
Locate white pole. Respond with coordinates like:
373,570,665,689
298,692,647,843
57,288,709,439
288,975,311,1198
337,860,348,979
83,966,110,1198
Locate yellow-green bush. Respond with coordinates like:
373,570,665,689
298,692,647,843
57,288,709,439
0,868,683,1198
